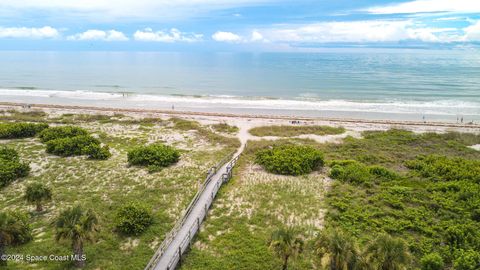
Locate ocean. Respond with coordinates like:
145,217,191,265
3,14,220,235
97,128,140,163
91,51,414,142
0,50,479,122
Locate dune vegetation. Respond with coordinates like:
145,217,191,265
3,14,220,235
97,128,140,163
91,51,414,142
249,125,345,137
0,109,239,270
181,129,480,270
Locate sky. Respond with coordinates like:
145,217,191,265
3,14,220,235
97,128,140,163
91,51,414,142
0,0,479,51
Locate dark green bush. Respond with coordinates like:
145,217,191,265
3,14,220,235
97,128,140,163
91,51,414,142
421,252,444,270
39,126,89,143
115,202,153,235
46,135,100,157
127,143,180,171
255,144,324,176
0,122,48,139
40,126,111,159
0,147,30,187
84,145,112,160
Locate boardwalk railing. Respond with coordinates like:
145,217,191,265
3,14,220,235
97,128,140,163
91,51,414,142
144,151,240,270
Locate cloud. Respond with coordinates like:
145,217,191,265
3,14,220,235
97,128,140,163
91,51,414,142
212,31,243,43
250,30,267,42
67,29,128,41
134,28,203,42
0,0,275,21
0,26,59,39
463,21,480,41
365,0,480,15
262,20,459,44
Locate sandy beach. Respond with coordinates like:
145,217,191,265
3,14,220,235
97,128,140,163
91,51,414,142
1,101,479,134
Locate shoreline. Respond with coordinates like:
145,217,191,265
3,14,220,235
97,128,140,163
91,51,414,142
1,101,479,131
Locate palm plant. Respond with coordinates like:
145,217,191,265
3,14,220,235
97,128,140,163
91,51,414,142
54,206,98,268
315,228,361,270
269,226,304,270
364,234,411,270
24,182,52,212
0,212,32,266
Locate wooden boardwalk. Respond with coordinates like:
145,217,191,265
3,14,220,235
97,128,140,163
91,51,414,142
145,145,244,270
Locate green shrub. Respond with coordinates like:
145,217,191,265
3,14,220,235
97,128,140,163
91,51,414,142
454,249,480,270
421,252,444,270
0,122,48,139
127,143,180,171
40,126,111,159
329,160,371,184
84,145,112,160
39,126,89,143
368,165,400,180
46,135,100,157
255,144,324,176
406,155,480,183
329,160,400,185
115,202,153,235
0,147,30,187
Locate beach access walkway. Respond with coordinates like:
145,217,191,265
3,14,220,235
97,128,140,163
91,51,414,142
145,144,245,270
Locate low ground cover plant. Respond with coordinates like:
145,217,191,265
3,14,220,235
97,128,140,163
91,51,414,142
0,147,30,187
114,202,153,235
0,122,48,139
127,143,180,172
255,144,324,175
329,160,400,185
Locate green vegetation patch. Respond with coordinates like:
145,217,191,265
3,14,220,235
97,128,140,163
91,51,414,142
115,202,154,235
255,144,324,175
406,155,480,182
128,143,180,172
0,122,48,139
249,125,345,137
321,130,480,269
40,126,111,160
210,123,239,134
0,147,30,187
0,115,238,270
181,139,328,270
39,126,89,143
329,160,399,185
170,118,240,149
0,110,47,122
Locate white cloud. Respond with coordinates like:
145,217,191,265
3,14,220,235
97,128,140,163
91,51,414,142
250,30,267,42
366,0,480,14
212,31,243,43
67,29,128,41
463,21,480,41
0,0,275,21
134,28,202,42
262,20,458,43
0,26,59,39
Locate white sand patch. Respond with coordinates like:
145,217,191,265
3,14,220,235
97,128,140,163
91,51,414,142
470,144,480,151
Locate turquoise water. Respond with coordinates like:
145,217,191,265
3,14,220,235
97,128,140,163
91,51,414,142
0,50,479,121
